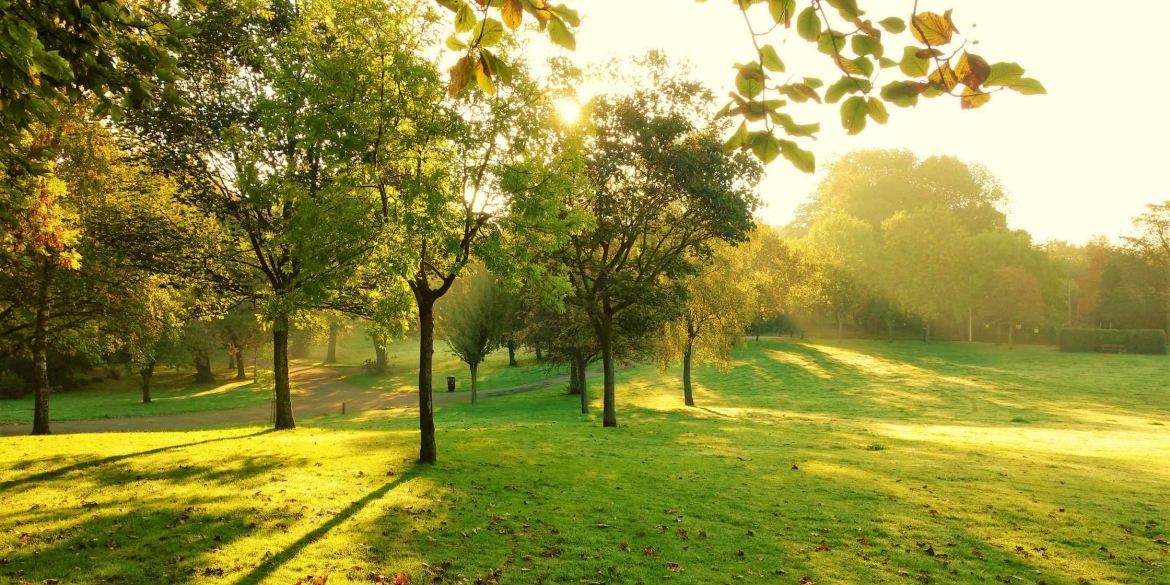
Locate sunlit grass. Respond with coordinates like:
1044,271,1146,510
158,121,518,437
1,338,1166,584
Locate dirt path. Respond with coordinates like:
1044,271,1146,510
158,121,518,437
0,366,568,436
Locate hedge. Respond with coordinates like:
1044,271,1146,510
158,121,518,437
1058,328,1168,354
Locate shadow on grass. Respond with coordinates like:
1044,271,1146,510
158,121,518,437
234,465,423,585
0,428,273,493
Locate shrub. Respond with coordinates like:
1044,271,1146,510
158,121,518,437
1096,329,1129,347
1058,328,1096,352
1129,330,1168,355
1058,328,1169,354
0,371,26,399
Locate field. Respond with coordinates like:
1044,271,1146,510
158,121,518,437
1,339,1167,585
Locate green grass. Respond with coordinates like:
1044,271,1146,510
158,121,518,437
0,358,280,425
1,338,1167,585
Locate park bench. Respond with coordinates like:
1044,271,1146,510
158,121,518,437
1097,344,1127,353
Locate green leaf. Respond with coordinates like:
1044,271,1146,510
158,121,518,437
472,18,505,47
878,17,906,33
983,62,1025,87
767,0,796,26
878,57,898,69
778,139,816,173
840,95,868,134
550,4,580,27
748,131,782,164
760,44,785,73
736,69,765,99
817,30,847,55
771,112,820,138
825,0,863,21
880,81,921,107
446,35,467,50
475,58,496,95
455,1,476,33
824,76,868,103
802,77,823,90
1005,77,1046,95
723,121,749,153
797,7,821,42
547,18,576,50
851,34,883,59
780,83,821,104
867,97,888,124
898,46,929,77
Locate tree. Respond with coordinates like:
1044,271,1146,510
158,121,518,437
540,55,762,427
798,212,875,339
656,243,758,406
794,150,1007,234
881,205,973,341
980,266,1044,345
439,268,511,403
127,0,383,430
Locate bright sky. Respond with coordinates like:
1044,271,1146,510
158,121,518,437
536,0,1170,245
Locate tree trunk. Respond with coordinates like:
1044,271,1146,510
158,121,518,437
576,355,588,414
682,338,695,407
235,349,247,380
417,298,438,463
30,260,52,435
967,306,973,343
837,314,844,341
923,320,931,343
325,322,338,364
568,358,581,395
1008,320,1014,346
535,346,543,361
140,362,155,404
374,340,388,375
228,353,235,369
887,319,893,342
995,321,1002,344
470,362,478,404
272,314,295,430
193,354,214,383
599,313,617,428
507,340,517,366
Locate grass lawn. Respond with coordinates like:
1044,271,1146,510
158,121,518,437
1,338,1166,584
0,360,282,425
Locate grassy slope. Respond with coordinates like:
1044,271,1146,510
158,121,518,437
0,364,280,425
0,339,1166,585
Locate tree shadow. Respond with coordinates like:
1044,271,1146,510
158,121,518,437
0,428,272,493
233,465,422,585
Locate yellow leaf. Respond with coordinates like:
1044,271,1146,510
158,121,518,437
927,61,957,92
475,58,496,95
501,0,523,29
960,87,990,109
910,11,954,46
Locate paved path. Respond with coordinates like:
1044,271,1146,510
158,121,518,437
0,366,568,436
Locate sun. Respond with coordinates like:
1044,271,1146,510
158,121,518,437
554,98,581,122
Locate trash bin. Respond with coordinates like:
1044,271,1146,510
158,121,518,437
446,376,456,392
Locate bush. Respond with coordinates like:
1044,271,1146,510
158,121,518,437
0,371,26,399
1129,330,1168,355
1058,328,1168,354
1058,328,1096,352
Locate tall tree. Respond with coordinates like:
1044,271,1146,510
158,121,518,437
980,266,1044,345
540,54,762,427
127,0,381,430
881,205,973,341
798,212,875,339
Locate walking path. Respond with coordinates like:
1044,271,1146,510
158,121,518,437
0,365,568,436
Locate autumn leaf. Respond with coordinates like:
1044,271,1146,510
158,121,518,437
960,87,989,109
955,52,991,89
911,11,956,46
500,0,523,29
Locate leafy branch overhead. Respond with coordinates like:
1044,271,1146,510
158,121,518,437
713,0,1045,172
437,0,580,97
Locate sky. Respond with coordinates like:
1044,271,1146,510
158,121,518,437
530,0,1170,245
